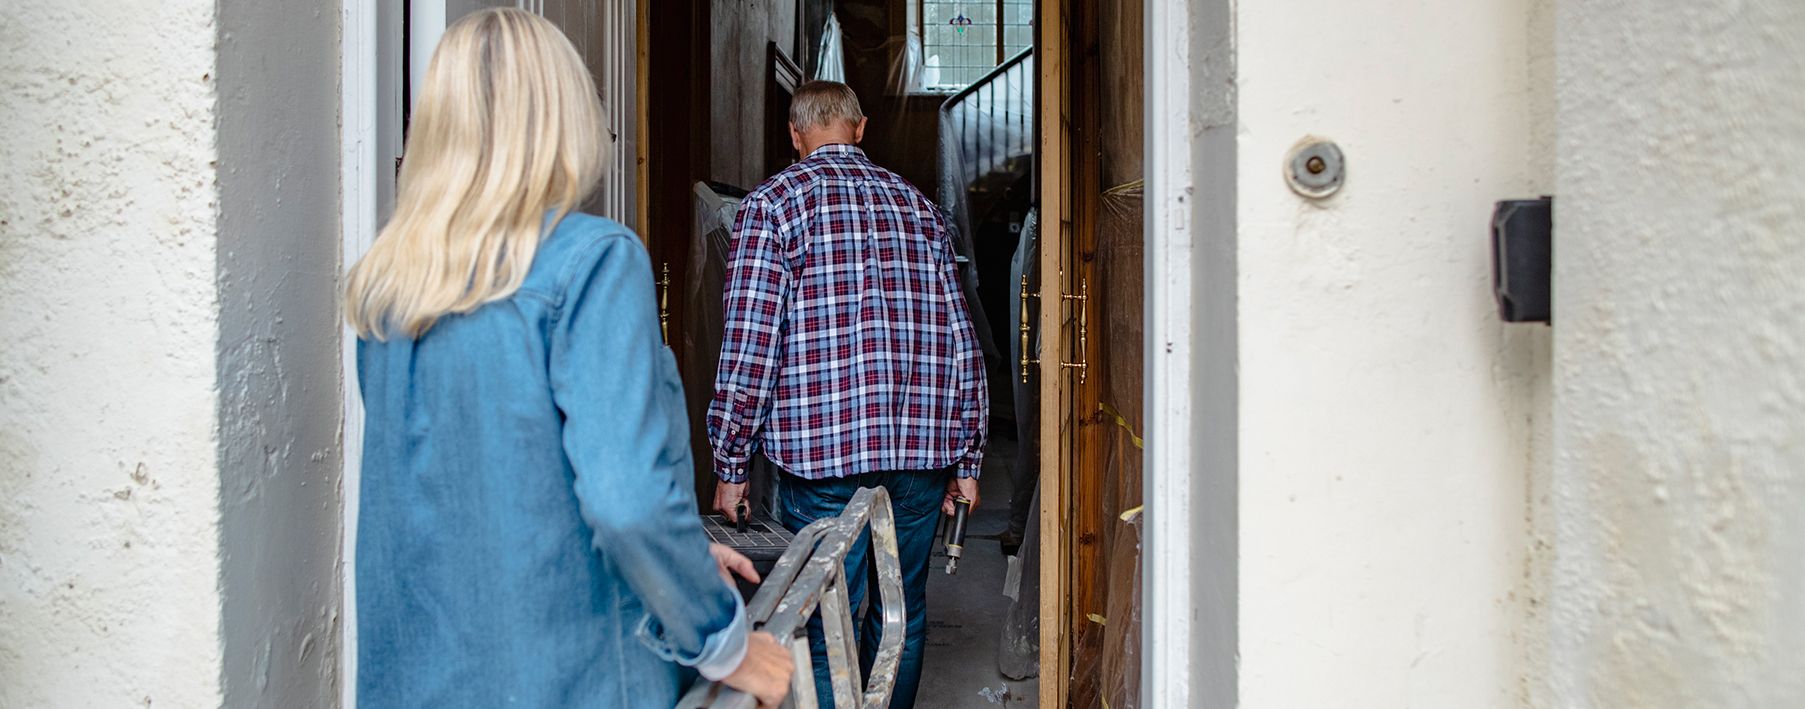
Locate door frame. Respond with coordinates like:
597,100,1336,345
1034,0,1072,705
338,0,401,705
344,2,1222,706
1035,0,1224,705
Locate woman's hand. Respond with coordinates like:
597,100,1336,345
722,632,793,708
709,543,760,586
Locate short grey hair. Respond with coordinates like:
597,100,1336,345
789,80,865,131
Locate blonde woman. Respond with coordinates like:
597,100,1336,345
347,10,789,707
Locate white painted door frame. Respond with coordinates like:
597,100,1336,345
1143,0,1235,706
338,0,401,705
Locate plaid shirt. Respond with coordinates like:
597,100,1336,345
708,144,988,482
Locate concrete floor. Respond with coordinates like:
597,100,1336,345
916,436,1039,708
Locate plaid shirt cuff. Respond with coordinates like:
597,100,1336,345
956,458,982,479
716,464,748,484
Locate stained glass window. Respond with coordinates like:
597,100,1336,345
913,0,1033,92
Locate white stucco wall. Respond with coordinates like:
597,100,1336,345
0,1,344,705
1231,0,1554,705
0,1,228,705
1550,2,1805,706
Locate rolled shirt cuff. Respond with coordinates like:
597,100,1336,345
635,594,749,682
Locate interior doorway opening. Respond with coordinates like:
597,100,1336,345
643,2,1043,706
349,1,1161,706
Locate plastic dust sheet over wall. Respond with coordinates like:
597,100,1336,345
1070,183,1144,709
680,182,787,517
1069,0,1144,705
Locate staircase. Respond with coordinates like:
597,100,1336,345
937,48,1035,365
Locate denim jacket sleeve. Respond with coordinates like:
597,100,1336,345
547,229,747,676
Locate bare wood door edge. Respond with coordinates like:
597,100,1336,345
1037,0,1072,706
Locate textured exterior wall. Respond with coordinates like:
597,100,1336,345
1232,0,1553,705
1517,0,1560,705
215,0,344,706
0,1,344,706
0,1,227,705
1550,2,1805,706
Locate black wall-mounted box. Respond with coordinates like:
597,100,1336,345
1492,197,1553,323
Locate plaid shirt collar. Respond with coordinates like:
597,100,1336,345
805,142,865,161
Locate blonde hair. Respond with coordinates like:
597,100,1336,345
788,80,864,131
346,8,605,340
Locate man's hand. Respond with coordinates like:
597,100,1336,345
714,481,749,522
942,476,980,516
708,543,760,586
722,632,793,708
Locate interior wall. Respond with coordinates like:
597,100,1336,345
709,0,799,189
0,1,227,705
1232,0,1553,705
837,0,940,193
1550,2,1805,705
0,1,347,705
690,0,941,195
216,0,345,706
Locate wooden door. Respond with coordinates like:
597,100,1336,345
530,0,639,225
1040,0,1146,705
414,1,639,225
765,42,804,177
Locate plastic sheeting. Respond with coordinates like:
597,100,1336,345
681,182,738,513
813,12,845,82
683,181,783,518
997,207,1041,681
929,44,1038,684
1069,182,1145,708
1073,3,1146,701
935,50,1034,258
935,49,1034,366
1005,208,1041,542
997,483,1042,681
888,30,924,95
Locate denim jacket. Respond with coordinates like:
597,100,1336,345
356,214,745,707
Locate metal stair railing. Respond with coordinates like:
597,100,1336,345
940,47,1034,187
677,486,906,709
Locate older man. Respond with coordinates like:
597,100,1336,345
707,80,988,707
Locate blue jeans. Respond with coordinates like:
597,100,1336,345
778,468,952,709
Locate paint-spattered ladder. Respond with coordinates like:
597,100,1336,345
677,486,906,709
